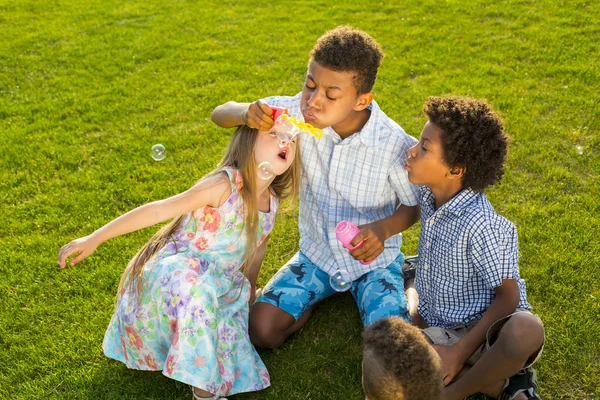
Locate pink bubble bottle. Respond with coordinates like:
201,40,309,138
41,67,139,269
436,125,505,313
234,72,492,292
270,106,288,121
335,221,373,265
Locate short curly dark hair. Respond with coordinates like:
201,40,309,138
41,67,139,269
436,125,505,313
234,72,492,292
424,96,508,192
309,26,383,95
362,317,443,400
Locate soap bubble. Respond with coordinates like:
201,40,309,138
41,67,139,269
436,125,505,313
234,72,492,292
330,269,352,292
276,130,298,148
257,161,275,180
151,144,166,161
273,115,299,148
576,145,583,155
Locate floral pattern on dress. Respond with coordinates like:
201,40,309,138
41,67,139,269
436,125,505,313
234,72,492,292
103,167,277,397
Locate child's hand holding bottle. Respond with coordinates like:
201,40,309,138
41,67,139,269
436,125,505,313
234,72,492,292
336,221,387,265
243,99,276,131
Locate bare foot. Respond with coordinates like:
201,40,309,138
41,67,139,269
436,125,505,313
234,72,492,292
192,387,215,399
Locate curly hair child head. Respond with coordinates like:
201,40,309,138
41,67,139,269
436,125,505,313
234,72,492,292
362,317,443,400
309,26,384,95
423,96,508,192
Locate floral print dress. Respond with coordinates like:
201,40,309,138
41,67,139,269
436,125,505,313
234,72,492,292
103,167,277,397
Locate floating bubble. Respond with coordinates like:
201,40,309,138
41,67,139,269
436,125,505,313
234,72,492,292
257,161,275,180
273,116,299,148
330,269,352,292
151,144,166,161
276,130,298,148
576,145,583,155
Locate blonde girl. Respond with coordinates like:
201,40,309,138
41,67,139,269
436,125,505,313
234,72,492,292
58,125,300,399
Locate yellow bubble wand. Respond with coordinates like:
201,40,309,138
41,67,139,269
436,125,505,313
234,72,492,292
270,106,324,147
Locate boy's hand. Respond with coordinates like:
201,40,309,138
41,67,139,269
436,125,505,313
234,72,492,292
243,99,274,131
348,222,386,263
431,344,468,386
57,235,100,268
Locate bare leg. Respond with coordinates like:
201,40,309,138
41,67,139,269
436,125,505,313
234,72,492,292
249,302,315,349
442,313,544,400
452,366,506,398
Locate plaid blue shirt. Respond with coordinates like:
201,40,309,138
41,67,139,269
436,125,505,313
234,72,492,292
266,93,419,281
415,186,531,329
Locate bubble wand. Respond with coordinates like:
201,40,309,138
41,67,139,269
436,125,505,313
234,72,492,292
257,107,324,181
270,106,324,148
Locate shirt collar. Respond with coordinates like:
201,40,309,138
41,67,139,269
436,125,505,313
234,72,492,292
421,186,479,216
325,100,383,147
359,100,383,147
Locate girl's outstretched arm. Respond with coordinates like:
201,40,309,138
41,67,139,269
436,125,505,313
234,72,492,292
57,173,231,268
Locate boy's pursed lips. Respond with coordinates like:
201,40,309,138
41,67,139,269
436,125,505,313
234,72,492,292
302,108,316,122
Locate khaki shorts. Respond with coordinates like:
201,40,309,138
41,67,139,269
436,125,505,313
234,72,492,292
422,309,544,368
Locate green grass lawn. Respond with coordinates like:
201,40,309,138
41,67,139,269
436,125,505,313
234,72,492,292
1,0,598,398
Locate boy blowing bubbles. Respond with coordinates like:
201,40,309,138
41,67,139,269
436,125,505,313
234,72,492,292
405,96,544,400
213,27,420,348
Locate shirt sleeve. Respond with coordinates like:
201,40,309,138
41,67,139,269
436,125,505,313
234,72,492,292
264,93,302,117
470,216,519,289
388,137,420,207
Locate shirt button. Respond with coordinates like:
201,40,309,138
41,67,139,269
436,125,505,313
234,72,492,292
423,263,429,270
426,284,430,290
426,241,431,248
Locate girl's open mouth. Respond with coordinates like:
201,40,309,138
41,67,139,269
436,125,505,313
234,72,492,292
278,149,288,161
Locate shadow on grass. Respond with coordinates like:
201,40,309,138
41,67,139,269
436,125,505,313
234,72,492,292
237,291,365,399
86,363,190,400
82,292,490,400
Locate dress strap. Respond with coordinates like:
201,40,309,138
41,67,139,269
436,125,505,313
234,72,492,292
221,167,243,193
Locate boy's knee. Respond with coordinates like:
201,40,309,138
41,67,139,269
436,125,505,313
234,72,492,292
497,312,544,354
249,322,285,349
248,303,292,349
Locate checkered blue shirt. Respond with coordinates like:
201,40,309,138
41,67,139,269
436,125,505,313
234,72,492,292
415,186,531,329
266,93,419,281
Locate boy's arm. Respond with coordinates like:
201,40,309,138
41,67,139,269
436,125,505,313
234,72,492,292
247,235,269,306
211,100,274,131
404,276,428,328
433,278,520,385
350,204,420,263
350,150,421,263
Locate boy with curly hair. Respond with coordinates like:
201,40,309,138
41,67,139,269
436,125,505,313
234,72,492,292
404,96,545,400
212,26,420,348
362,317,443,400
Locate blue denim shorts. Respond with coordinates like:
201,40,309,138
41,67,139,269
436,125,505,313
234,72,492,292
255,251,408,326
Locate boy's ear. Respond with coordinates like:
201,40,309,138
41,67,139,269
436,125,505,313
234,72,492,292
353,92,373,111
447,165,466,179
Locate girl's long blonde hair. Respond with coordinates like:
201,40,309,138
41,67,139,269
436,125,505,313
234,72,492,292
117,125,301,300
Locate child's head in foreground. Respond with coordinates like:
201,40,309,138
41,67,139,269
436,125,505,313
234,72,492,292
406,96,508,192
301,26,383,129
362,317,443,400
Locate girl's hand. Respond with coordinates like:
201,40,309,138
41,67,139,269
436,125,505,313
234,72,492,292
58,235,100,268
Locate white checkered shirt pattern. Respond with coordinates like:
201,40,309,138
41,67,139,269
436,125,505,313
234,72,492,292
415,186,531,328
266,93,419,281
